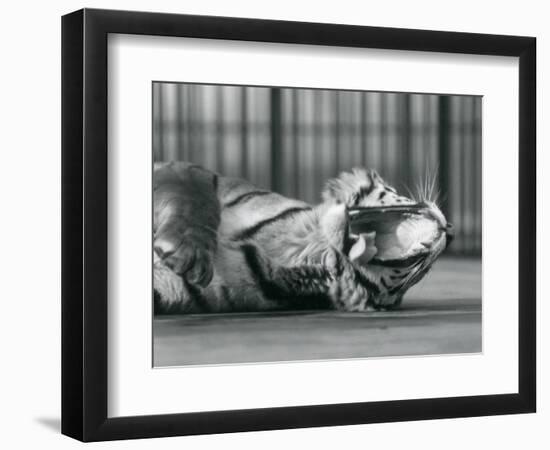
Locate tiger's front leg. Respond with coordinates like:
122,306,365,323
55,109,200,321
320,204,373,311
153,162,220,290
324,249,371,312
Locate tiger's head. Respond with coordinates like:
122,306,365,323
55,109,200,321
322,168,453,309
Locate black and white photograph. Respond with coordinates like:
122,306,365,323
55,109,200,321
152,83,482,367
0,0,542,446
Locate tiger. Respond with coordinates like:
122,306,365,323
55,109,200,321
153,162,453,314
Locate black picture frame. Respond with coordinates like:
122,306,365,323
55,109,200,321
62,8,536,442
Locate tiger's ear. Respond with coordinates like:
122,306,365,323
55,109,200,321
322,168,380,205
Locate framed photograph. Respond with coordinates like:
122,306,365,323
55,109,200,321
61,8,536,441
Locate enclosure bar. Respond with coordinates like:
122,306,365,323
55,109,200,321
475,98,482,253
459,98,467,253
157,83,165,161
240,87,249,179
270,88,283,193
313,91,322,197
334,91,341,173
187,85,195,162
292,89,300,197
437,96,451,223
360,92,368,167
401,94,412,190
175,84,183,161
380,94,388,177
152,83,162,161
216,85,225,173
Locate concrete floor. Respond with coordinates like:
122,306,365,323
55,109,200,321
153,257,481,367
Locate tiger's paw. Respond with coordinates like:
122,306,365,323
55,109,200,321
329,276,370,312
323,248,370,312
154,231,216,288
153,263,194,313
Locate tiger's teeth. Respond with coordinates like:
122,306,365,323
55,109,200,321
349,232,378,264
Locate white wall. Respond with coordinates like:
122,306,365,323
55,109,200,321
0,0,546,448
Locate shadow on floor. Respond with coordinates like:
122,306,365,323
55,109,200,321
35,417,60,433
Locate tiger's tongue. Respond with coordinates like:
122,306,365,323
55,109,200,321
350,217,438,261
375,218,437,260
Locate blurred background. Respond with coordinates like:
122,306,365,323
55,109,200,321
153,82,481,256
153,82,482,364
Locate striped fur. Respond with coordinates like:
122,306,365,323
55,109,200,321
153,162,450,313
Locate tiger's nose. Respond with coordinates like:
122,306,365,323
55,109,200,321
445,223,454,247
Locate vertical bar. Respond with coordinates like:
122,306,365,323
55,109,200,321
365,93,382,171
152,83,162,162
178,84,189,161
459,98,467,254
279,88,290,196
334,91,341,172
474,97,482,254
292,89,300,198
465,97,474,254
422,95,434,177
468,97,475,254
422,95,429,170
319,90,332,184
162,83,178,161
175,83,183,160
313,90,322,196
438,96,451,221
401,94,412,190
360,92,367,167
216,85,225,173
338,91,354,172
240,87,248,179
193,85,203,166
247,88,257,185
270,88,283,193
471,97,479,254
258,87,272,188
157,83,165,161
187,84,195,162
352,92,362,169
386,94,399,184
183,85,191,163
200,85,215,169
380,93,388,177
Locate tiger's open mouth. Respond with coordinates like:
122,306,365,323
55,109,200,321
347,203,450,307
348,204,443,266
